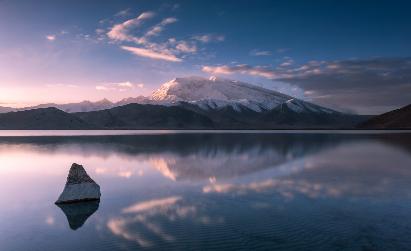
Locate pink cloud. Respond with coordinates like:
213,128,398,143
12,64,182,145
107,11,155,43
176,41,197,53
202,65,277,78
121,46,182,62
46,35,56,41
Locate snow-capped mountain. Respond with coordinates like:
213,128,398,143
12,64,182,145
0,97,149,113
28,98,115,113
151,76,337,114
0,76,336,115
0,76,369,129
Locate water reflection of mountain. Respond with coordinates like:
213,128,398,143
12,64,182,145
0,134,345,179
1,133,411,181
56,201,100,230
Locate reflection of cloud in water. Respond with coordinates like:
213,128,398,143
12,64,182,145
122,196,182,213
107,196,223,248
149,158,177,181
94,165,144,179
203,179,341,199
45,216,55,225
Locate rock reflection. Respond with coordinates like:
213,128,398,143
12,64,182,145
56,200,99,230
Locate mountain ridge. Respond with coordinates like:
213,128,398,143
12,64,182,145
0,76,339,114
359,104,411,129
0,76,371,129
0,107,94,129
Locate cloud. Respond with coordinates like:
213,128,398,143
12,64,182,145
202,65,277,78
279,58,294,67
278,58,411,114
46,35,56,41
45,84,78,88
202,58,411,114
175,41,197,53
96,81,144,91
106,11,225,63
107,11,155,43
192,34,225,43
250,49,271,56
95,28,105,34
107,12,192,62
95,86,107,91
116,82,131,88
121,46,182,62
145,17,178,37
115,8,131,17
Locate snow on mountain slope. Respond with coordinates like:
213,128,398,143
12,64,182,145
151,76,336,113
27,99,115,113
0,76,337,115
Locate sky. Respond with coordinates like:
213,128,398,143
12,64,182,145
0,0,410,114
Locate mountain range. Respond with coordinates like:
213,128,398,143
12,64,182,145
0,76,381,129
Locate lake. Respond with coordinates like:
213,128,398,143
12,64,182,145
1,131,411,251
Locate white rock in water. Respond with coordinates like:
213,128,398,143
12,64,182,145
55,163,101,204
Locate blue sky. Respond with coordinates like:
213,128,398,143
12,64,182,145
0,0,410,114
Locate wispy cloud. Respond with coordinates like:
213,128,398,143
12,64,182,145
279,57,294,67
95,86,110,91
121,46,182,62
145,17,178,37
107,11,155,43
202,64,277,78
115,8,131,17
96,81,144,91
250,49,271,56
45,84,78,88
106,12,187,62
105,11,224,62
192,34,225,43
175,41,197,53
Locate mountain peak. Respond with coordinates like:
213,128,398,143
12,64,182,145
151,76,289,103
0,76,337,115
150,76,337,113
96,98,113,104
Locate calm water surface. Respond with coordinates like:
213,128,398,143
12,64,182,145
1,131,411,251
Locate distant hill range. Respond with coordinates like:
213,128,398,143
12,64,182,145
359,104,411,129
0,107,93,130
0,76,372,129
